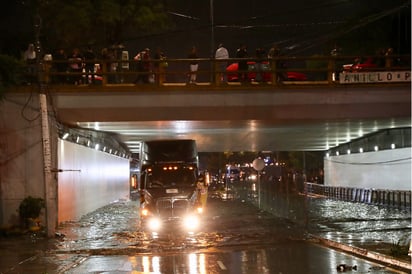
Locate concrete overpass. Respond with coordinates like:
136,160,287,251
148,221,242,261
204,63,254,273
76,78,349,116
50,83,411,153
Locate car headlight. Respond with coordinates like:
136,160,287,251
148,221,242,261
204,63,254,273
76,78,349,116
147,217,162,231
249,174,257,180
183,215,200,231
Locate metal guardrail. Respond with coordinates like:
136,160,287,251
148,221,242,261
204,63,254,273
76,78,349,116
305,182,411,210
29,54,411,87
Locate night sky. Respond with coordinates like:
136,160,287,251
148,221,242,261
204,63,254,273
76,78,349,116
129,0,411,58
0,0,410,58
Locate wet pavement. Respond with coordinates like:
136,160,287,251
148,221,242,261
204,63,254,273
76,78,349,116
0,190,411,273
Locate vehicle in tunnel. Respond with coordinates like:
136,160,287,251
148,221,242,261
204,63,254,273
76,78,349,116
138,139,204,232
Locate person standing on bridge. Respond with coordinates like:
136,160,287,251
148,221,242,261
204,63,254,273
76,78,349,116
83,45,96,84
235,44,248,83
23,43,37,84
188,46,199,84
215,43,229,83
134,48,152,84
268,43,282,82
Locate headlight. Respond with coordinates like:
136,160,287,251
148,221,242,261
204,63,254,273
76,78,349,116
147,217,162,231
141,208,149,216
183,215,200,231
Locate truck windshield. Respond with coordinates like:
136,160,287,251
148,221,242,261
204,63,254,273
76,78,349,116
146,168,196,188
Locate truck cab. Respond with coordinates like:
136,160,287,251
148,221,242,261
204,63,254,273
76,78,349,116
138,140,203,232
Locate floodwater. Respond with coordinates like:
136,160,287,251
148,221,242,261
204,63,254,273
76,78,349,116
0,184,410,273
306,198,411,250
245,183,411,256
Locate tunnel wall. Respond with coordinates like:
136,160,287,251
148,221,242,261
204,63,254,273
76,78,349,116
57,140,130,223
324,148,411,190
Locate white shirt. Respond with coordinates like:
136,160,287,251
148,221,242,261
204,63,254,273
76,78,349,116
215,46,229,59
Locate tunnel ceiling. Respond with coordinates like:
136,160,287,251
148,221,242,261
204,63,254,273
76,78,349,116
76,118,412,153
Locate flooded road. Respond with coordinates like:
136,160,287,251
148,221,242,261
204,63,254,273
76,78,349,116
0,184,410,273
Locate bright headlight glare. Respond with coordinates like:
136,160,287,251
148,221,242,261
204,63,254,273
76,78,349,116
196,207,203,214
141,208,149,216
183,215,200,231
148,217,162,231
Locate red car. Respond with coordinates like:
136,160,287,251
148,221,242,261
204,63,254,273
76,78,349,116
342,57,377,72
226,61,307,82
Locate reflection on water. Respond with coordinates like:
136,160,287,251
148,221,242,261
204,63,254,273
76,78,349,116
307,198,411,245
65,243,400,273
252,183,411,250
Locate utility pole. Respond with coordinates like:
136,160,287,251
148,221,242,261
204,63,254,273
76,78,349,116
35,14,56,237
210,0,215,83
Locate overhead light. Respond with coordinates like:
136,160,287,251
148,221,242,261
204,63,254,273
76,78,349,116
374,145,379,151
359,147,363,153
62,132,69,140
347,149,351,154
95,144,100,150
391,143,396,149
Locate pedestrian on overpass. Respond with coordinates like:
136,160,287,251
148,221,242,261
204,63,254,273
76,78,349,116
236,44,248,83
188,46,198,84
215,43,229,83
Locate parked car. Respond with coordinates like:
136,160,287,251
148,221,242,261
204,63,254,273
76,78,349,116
208,182,238,200
226,165,241,182
342,57,378,72
226,61,307,82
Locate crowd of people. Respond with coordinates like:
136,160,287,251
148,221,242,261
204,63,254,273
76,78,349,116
21,41,404,85
21,41,284,85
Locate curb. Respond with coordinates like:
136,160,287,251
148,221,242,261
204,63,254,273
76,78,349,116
309,234,411,272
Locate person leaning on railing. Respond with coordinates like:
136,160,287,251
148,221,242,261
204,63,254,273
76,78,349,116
267,43,282,83
215,43,229,84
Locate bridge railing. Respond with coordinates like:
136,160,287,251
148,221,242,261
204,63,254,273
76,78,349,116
305,182,411,210
32,54,411,87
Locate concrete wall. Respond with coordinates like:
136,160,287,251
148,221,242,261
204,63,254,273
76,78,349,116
324,148,411,190
0,94,50,227
58,140,130,223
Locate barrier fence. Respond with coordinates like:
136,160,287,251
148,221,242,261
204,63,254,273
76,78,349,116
305,182,411,210
26,54,411,87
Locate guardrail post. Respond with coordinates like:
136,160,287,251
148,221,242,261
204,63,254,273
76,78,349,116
372,190,378,205
396,191,401,209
